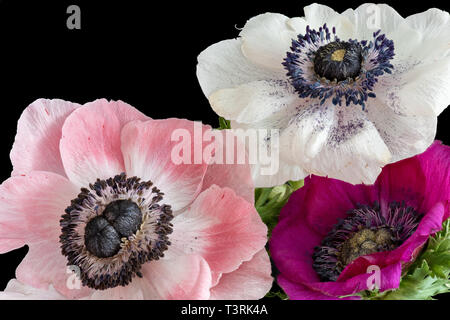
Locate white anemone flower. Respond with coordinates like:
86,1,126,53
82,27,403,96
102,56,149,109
197,3,450,187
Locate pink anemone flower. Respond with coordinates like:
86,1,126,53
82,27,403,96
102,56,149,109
0,99,272,300
270,141,449,299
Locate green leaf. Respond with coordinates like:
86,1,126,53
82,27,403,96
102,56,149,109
375,260,450,300
287,179,304,190
410,219,450,279
255,180,304,237
217,117,231,130
265,289,288,300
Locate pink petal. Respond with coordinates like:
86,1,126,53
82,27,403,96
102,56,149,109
90,255,213,300
375,141,450,218
139,254,212,300
0,171,79,253
392,202,445,264
60,99,147,187
89,282,144,300
313,263,402,297
277,275,355,300
120,119,211,211
0,171,90,298
375,155,426,213
210,249,273,300
302,176,378,236
16,237,92,299
270,212,323,285
10,99,80,177
201,129,255,203
0,239,26,254
169,185,267,277
271,141,450,300
417,141,450,216
0,279,67,300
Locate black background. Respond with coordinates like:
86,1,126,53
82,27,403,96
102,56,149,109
0,0,448,304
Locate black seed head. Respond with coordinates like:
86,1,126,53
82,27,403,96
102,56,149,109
103,200,143,237
61,174,173,290
84,216,121,258
314,41,362,81
84,200,143,258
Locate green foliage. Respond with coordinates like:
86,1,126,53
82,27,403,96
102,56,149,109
255,180,304,237
378,260,450,300
265,289,288,300
256,180,303,300
218,117,231,130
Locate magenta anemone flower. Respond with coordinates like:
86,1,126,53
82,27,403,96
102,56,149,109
270,142,449,299
0,99,272,299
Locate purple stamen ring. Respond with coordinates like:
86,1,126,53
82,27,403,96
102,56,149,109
283,24,395,109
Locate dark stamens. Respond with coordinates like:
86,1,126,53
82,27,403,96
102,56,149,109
312,202,422,282
60,173,173,290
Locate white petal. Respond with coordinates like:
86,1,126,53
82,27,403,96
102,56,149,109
250,160,306,188
345,6,450,64
303,3,355,39
383,9,450,69
377,57,450,117
341,4,405,39
306,107,392,185
367,96,437,163
303,3,339,27
405,8,450,60
342,6,450,63
378,9,450,118
209,80,299,124
280,103,335,165
197,39,280,97
229,120,307,187
239,13,298,71
286,17,307,34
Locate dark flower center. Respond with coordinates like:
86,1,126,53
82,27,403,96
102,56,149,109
84,200,143,258
283,24,394,108
338,227,395,267
312,202,422,282
60,173,173,290
313,41,363,82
